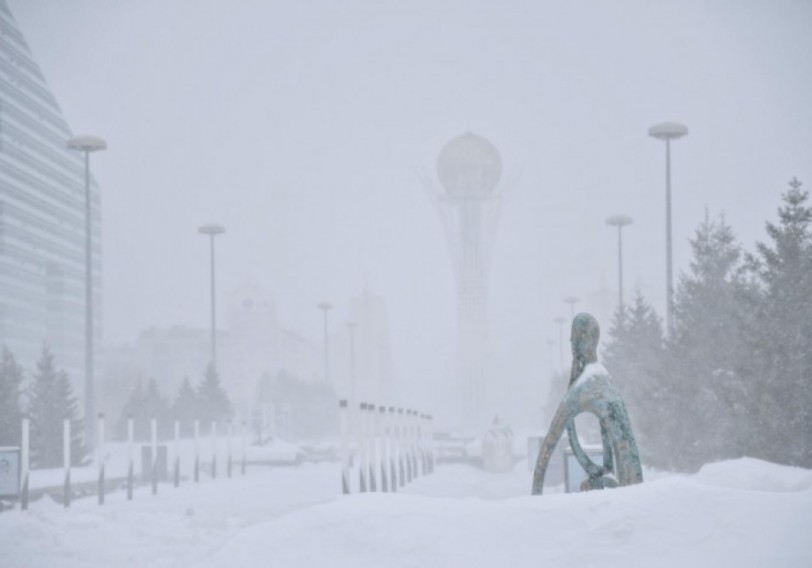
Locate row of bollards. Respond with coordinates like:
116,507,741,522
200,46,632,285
338,400,435,494
16,414,248,510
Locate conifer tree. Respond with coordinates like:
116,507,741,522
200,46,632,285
745,178,812,467
603,291,666,466
28,346,87,467
0,347,24,446
666,215,749,469
197,364,231,424
172,376,198,436
118,378,146,440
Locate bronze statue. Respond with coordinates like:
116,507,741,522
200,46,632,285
532,313,643,495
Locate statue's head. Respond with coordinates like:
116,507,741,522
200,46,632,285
570,313,600,365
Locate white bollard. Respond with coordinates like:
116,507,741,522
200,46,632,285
388,406,397,492
173,419,181,487
127,415,134,500
379,405,388,492
194,419,200,483
151,417,158,495
339,400,349,494
63,418,71,507
20,416,29,510
241,420,247,476
211,420,218,479
227,420,233,478
359,402,367,492
397,408,406,486
368,403,377,492
97,413,105,505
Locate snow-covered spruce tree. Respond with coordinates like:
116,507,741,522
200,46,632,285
0,346,24,446
745,178,812,467
665,215,750,470
28,346,87,467
197,364,231,425
171,376,198,437
602,291,667,467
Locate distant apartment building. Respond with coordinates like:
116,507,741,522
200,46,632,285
0,1,102,386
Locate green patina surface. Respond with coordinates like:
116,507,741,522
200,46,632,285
532,313,643,495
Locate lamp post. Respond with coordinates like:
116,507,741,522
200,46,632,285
553,316,566,369
198,223,225,370
648,121,688,335
563,296,580,319
67,134,106,450
606,214,633,318
317,302,333,385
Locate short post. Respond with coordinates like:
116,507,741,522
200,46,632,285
173,418,180,488
241,420,247,476
20,416,29,510
428,415,435,473
127,414,134,500
151,416,158,495
359,402,367,493
379,405,388,492
193,419,200,483
388,407,397,492
368,403,377,492
397,408,405,487
97,413,105,505
227,420,233,479
405,410,413,483
412,410,420,478
211,420,217,479
63,418,71,508
339,400,349,494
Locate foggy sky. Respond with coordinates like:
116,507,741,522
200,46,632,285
10,0,812,416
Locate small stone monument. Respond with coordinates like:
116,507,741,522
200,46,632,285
532,313,643,495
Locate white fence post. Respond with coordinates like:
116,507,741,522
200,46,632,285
20,416,29,510
339,399,349,494
193,419,200,483
174,419,181,487
379,405,388,492
127,415,134,500
63,418,71,507
151,416,158,495
97,413,105,505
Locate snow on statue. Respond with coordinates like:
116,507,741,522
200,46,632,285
532,313,643,494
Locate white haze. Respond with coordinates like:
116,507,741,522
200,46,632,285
10,0,812,424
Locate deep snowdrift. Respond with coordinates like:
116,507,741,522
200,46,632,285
2,457,810,568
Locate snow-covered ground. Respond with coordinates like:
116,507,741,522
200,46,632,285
2,457,811,567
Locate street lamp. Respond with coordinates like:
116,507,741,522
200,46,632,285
563,296,581,319
553,316,567,368
606,214,633,318
317,302,333,384
198,223,226,370
648,121,688,335
67,134,107,450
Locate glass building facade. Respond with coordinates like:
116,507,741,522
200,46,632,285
0,0,102,391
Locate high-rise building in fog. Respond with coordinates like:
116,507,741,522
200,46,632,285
0,0,102,383
433,132,503,429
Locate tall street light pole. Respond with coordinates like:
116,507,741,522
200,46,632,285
198,224,225,371
648,121,688,336
553,316,566,369
563,296,581,319
67,134,107,450
347,322,357,403
606,214,634,319
317,302,333,384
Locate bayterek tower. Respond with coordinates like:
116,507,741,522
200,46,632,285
434,132,503,429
